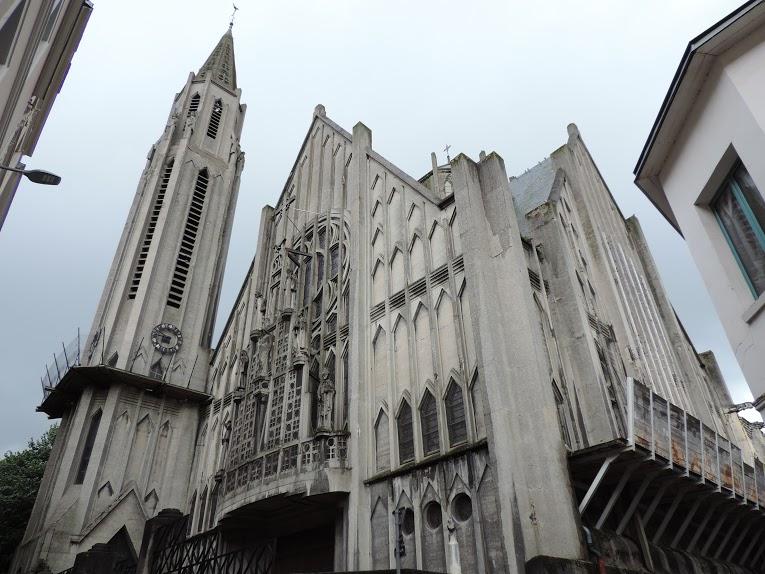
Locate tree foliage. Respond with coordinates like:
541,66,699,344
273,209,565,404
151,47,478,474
0,425,58,574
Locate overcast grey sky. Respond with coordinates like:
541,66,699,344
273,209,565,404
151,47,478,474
0,0,755,452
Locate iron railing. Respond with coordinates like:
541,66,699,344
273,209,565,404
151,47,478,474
626,378,765,505
38,325,204,404
151,514,274,574
41,330,80,399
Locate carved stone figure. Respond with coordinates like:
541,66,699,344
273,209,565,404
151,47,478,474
239,349,249,376
183,110,196,134
254,334,272,377
287,270,298,309
292,311,308,362
316,367,335,431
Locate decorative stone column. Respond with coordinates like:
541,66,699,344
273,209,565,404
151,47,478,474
135,508,184,574
71,544,119,574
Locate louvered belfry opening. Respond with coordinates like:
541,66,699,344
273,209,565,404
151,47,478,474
187,93,200,117
206,99,222,139
129,160,174,299
167,169,209,309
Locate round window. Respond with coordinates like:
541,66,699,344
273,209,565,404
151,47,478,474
452,493,473,522
424,501,442,529
401,507,415,535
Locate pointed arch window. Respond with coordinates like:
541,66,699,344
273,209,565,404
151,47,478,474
397,400,415,464
41,0,63,42
420,390,439,456
552,381,571,448
130,159,173,299
188,93,200,117
197,486,208,532
168,169,209,308
342,348,349,427
316,252,325,285
302,258,313,304
375,410,390,472
445,381,467,446
330,244,340,279
207,483,219,529
150,360,163,380
206,99,223,139
187,492,196,536
74,410,102,484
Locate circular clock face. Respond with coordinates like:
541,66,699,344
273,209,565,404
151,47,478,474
151,323,183,354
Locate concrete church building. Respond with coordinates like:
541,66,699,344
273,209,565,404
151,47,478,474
13,26,765,574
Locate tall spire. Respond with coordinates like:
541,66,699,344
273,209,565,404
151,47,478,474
197,29,237,92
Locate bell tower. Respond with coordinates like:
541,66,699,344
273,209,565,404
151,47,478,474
14,29,246,574
84,26,245,388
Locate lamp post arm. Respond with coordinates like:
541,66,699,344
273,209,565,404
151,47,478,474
0,165,26,175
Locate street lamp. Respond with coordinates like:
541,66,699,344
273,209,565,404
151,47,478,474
0,164,61,185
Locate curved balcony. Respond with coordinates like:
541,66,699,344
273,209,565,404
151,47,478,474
218,433,351,517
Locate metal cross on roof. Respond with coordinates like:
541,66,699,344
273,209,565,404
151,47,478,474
229,4,239,29
444,144,451,162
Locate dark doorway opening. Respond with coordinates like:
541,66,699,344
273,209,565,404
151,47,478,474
274,524,334,574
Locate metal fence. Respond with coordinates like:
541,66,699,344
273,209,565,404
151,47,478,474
41,330,80,399
151,514,274,574
627,377,765,505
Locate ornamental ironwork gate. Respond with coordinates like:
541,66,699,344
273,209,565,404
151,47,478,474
150,515,274,574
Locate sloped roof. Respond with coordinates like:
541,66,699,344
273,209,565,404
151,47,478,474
197,28,237,92
509,157,558,235
634,0,765,233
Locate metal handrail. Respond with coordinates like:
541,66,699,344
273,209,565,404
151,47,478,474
40,330,80,398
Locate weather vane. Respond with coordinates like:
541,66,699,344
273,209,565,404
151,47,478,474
229,3,239,29
444,144,451,162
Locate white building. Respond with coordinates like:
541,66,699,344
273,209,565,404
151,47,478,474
634,0,765,415
0,0,92,231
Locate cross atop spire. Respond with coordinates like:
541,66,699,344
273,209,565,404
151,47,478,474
229,4,239,30
197,28,237,92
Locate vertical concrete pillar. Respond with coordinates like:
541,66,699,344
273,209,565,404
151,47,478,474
135,508,184,574
452,152,583,567
346,121,373,570
71,544,119,574
527,202,616,446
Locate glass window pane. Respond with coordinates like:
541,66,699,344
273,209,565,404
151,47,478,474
445,382,467,446
714,165,765,296
397,402,414,463
0,2,25,65
41,0,62,42
733,164,765,230
420,392,439,455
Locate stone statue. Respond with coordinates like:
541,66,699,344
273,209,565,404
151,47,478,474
292,311,308,361
447,518,462,574
183,110,196,135
254,334,272,377
239,349,249,377
256,296,266,328
167,110,179,133
316,367,335,431
287,270,298,309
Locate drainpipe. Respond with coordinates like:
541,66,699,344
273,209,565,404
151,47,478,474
582,527,607,574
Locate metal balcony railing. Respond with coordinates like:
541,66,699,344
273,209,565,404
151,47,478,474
40,330,80,400
626,378,765,505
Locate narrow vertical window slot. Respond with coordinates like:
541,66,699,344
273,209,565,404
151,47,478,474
129,160,173,299
167,169,209,308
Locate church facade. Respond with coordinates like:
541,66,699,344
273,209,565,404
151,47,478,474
13,29,765,574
